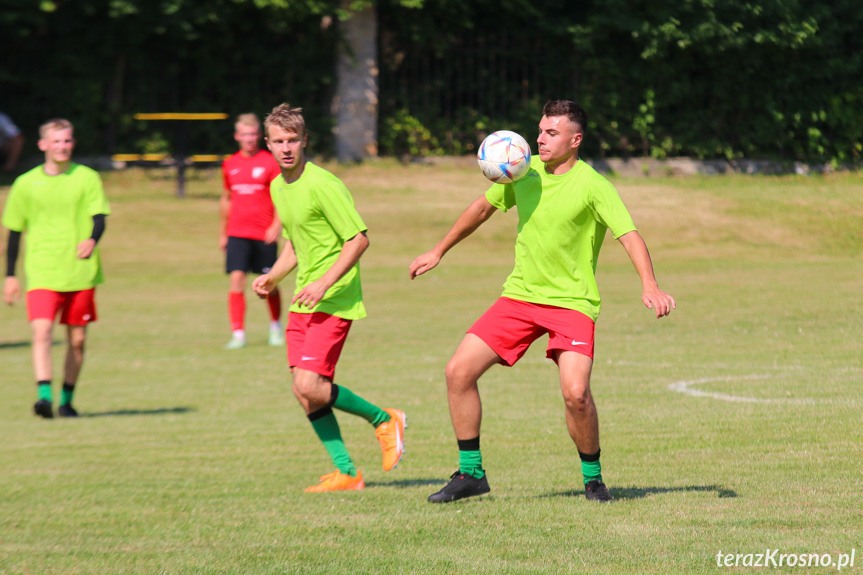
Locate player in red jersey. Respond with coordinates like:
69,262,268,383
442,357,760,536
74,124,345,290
220,113,284,349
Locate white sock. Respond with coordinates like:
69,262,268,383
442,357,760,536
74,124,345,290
232,329,246,342
270,321,282,333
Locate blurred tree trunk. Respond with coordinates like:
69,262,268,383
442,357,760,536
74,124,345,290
333,5,378,162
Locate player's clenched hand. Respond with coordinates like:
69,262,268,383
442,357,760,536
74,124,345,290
409,251,441,279
77,238,96,259
642,286,676,318
252,274,276,299
4,276,21,306
219,233,228,251
292,280,327,309
264,223,282,245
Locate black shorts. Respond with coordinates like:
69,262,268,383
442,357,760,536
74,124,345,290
225,236,278,274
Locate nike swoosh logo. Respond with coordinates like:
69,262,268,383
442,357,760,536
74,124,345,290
301,356,317,361
571,341,589,346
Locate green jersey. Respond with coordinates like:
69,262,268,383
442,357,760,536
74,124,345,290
270,162,367,320
485,156,636,321
2,163,111,292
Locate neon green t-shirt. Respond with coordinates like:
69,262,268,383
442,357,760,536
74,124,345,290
2,163,111,292
485,156,636,321
270,162,367,320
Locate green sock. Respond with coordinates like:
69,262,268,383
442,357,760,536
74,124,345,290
308,408,356,476
579,449,603,484
60,383,75,406
331,384,389,427
457,437,485,479
37,380,52,402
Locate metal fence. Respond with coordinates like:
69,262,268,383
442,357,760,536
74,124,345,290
377,10,579,155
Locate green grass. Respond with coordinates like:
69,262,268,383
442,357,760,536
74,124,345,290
1,163,862,574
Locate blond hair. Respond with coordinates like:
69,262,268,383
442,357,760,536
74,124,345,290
39,118,73,139
264,103,305,137
235,113,261,131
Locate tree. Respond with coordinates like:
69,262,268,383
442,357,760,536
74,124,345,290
333,4,379,161
1,0,860,162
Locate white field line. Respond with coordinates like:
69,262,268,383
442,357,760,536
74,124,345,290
445,355,862,405
667,374,863,405
666,374,818,404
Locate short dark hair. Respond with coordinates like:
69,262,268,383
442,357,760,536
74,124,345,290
542,100,587,133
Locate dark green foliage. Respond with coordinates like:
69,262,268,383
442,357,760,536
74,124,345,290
377,0,573,156
0,0,338,157
378,0,863,162
1,0,860,162
571,0,863,162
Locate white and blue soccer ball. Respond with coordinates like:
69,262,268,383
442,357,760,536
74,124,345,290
477,130,532,184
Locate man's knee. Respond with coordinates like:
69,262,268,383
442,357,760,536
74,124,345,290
31,321,53,345
69,337,86,354
292,369,330,403
229,270,247,292
444,355,463,383
291,371,316,398
67,327,87,350
445,355,480,393
562,383,593,412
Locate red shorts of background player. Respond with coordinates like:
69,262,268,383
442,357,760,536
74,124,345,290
468,297,595,366
286,311,352,379
26,288,97,326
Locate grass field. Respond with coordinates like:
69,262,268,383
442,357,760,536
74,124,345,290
1,161,861,574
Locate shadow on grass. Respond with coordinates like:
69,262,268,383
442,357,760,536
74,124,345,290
0,339,61,350
81,406,196,418
541,484,738,500
365,478,447,489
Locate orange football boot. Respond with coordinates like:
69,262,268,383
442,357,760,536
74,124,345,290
375,408,407,471
304,470,365,492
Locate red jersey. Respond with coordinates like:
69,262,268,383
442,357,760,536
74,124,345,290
222,149,281,240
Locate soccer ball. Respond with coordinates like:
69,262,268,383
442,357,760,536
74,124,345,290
477,130,532,184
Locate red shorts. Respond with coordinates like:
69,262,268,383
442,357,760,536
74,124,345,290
468,297,595,365
286,311,352,379
27,288,97,326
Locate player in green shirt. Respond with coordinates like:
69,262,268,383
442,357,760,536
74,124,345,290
252,103,406,493
410,100,676,503
3,118,110,419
